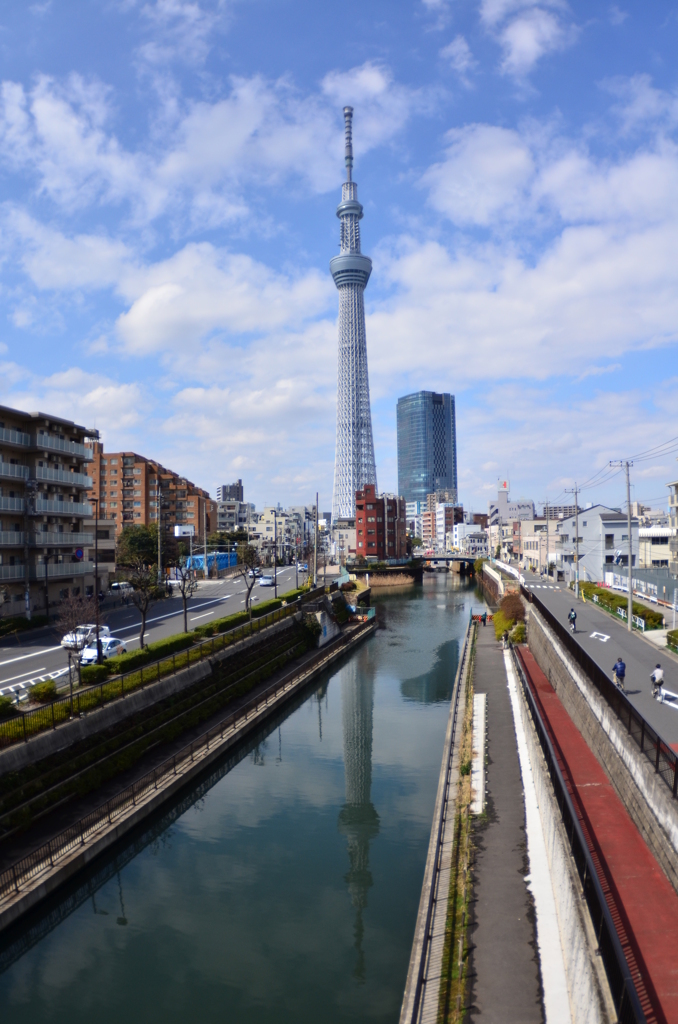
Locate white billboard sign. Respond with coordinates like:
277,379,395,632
174,525,195,537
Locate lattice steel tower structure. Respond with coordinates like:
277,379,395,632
330,106,377,523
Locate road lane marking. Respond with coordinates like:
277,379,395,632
0,646,61,668
1,666,46,685
590,632,610,642
191,611,216,621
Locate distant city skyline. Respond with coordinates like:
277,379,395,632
0,3,675,516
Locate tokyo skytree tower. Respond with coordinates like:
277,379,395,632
330,107,378,523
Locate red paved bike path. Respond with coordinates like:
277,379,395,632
516,646,678,1024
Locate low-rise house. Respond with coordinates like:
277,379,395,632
554,504,639,584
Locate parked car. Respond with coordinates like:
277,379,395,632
258,575,275,587
80,637,127,665
61,624,111,649
297,563,308,572
110,582,133,597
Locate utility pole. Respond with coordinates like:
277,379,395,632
92,497,101,663
273,509,277,599
203,500,208,581
23,479,37,621
610,460,634,632
545,499,549,579
565,484,580,598
313,492,319,588
157,486,162,586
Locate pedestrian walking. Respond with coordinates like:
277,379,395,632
612,656,626,691
481,612,487,627
651,663,664,699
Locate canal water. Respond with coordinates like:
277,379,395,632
0,575,482,1024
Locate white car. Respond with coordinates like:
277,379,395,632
80,637,127,665
248,568,262,578
258,575,275,587
61,624,111,649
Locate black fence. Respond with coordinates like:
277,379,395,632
512,646,647,1024
524,588,678,798
0,618,375,904
0,600,312,750
408,618,472,1024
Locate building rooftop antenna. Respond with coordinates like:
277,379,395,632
343,106,353,182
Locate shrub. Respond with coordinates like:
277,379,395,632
0,695,15,718
474,557,488,576
0,614,49,637
107,633,194,673
500,593,525,623
280,588,304,603
581,583,664,629
31,681,57,703
193,610,250,638
340,581,356,592
251,598,282,618
80,664,111,686
668,629,678,650
493,610,514,640
511,622,527,644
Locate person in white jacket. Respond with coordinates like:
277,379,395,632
651,663,664,699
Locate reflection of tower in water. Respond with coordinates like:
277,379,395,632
337,662,380,982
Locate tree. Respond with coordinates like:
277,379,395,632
55,593,97,693
117,523,179,571
125,561,164,649
410,536,423,548
235,543,260,619
174,563,199,633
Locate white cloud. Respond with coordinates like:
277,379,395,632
422,124,534,225
479,0,576,78
608,5,628,26
137,0,226,66
0,64,421,228
604,74,678,135
440,36,478,87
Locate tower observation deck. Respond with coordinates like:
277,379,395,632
330,107,378,523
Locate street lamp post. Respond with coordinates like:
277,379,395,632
273,510,277,599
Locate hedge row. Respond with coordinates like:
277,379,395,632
0,614,49,638
580,582,664,629
668,629,678,651
107,633,195,673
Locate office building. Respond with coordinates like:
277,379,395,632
86,443,216,542
488,480,535,526
355,484,407,560
216,480,244,502
397,391,457,505
0,404,96,617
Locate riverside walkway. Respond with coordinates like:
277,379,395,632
517,644,678,1022
467,624,543,1023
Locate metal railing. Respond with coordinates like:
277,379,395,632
0,427,31,448
408,618,472,1024
0,565,25,581
0,562,92,583
35,467,91,489
0,616,375,903
32,532,93,546
0,532,25,546
0,463,29,480
35,499,92,516
512,647,647,1024
0,600,310,749
0,497,24,512
524,588,678,798
35,434,90,458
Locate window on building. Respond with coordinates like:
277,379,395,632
605,534,614,549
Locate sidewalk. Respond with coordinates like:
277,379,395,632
467,624,543,1023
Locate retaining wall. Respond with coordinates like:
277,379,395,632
527,606,678,893
0,616,299,777
514,653,615,1024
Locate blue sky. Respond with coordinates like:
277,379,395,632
1,0,677,515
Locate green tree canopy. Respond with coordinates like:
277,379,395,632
116,523,179,568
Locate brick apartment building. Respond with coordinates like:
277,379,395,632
355,484,407,560
85,443,216,543
0,404,96,617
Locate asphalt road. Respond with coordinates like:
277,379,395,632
521,568,678,746
0,566,308,696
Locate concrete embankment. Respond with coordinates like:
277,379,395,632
0,619,376,934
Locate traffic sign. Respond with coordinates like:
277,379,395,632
75,548,84,560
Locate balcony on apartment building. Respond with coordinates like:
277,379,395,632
1,426,92,459
0,561,92,581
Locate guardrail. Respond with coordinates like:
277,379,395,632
524,588,678,799
0,617,376,904
0,600,309,749
407,618,472,1024
512,646,647,1024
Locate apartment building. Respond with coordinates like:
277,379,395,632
84,517,117,590
216,500,255,534
554,505,639,584
85,443,216,544
216,480,244,502
638,527,672,568
435,503,463,547
0,404,96,617
355,485,407,560
669,480,678,575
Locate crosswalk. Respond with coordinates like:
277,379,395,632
0,666,69,700
525,583,561,590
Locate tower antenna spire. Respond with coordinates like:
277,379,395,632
343,106,354,182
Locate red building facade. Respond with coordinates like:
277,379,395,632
355,484,407,559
